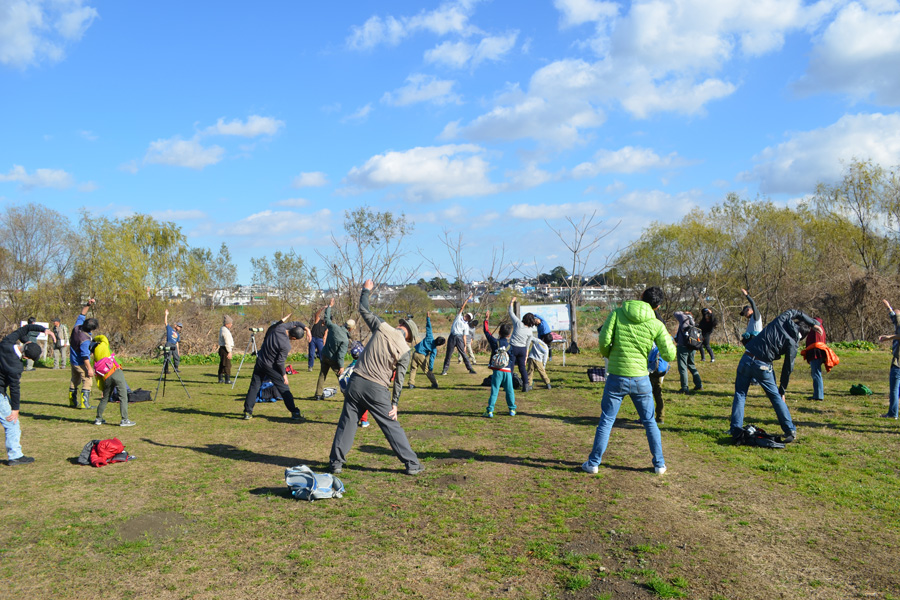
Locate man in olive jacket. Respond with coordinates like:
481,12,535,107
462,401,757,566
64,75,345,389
314,298,355,399
581,286,676,476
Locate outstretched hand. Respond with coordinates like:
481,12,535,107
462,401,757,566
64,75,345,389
364,279,375,291
741,288,749,297
485,310,491,319
511,296,517,305
329,297,335,307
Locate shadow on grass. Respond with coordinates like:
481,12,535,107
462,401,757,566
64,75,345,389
249,487,292,498
22,411,90,424
355,444,583,471
161,406,329,424
141,438,313,467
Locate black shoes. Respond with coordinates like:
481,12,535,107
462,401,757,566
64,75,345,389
8,456,35,466
405,464,426,476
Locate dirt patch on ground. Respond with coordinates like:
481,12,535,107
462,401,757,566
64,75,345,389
432,473,470,487
407,428,454,440
118,511,191,542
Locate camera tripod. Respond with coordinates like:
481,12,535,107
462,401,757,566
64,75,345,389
154,346,191,401
231,329,260,389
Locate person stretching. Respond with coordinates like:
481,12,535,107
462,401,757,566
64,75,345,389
507,297,531,392
482,311,515,418
441,293,477,375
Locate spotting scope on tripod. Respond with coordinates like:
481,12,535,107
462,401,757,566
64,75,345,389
154,345,191,401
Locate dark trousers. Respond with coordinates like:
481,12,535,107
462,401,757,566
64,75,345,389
509,344,528,388
677,345,702,391
649,370,665,421
243,364,298,415
308,337,324,369
442,333,473,372
218,346,231,379
164,344,180,372
329,374,421,470
700,334,715,361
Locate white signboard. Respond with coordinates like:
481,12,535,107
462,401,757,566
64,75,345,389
20,321,50,341
520,304,571,332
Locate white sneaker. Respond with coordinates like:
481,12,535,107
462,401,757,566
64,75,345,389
655,465,667,475
581,461,598,474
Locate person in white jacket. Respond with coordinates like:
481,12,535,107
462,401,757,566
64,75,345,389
218,315,235,384
526,335,551,390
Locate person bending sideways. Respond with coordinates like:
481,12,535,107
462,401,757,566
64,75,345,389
582,286,676,476
329,280,425,476
242,314,311,421
730,309,820,443
409,311,444,389
441,293,477,375
314,298,355,400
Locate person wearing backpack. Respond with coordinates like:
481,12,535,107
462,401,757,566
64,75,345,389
0,320,55,466
698,308,717,362
409,311,445,389
328,280,425,476
482,310,515,418
674,310,702,393
314,298,355,400
581,286,676,475
730,309,821,442
526,335,551,390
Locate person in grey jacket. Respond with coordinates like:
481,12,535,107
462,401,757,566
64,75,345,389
329,280,424,476
51,317,69,369
508,297,531,391
241,314,311,421
314,298,355,400
674,310,702,393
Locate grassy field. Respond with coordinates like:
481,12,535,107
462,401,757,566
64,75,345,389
2,348,900,600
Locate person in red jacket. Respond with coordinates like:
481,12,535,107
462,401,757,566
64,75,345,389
804,317,826,401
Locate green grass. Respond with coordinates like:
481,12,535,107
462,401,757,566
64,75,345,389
2,350,900,598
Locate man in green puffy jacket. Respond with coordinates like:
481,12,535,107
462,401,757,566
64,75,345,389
581,287,677,476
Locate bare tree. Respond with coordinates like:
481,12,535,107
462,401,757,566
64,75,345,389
546,211,617,351
420,229,475,311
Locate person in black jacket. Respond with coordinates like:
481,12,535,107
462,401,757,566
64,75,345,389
730,309,820,442
698,308,718,362
242,314,311,421
1,322,56,465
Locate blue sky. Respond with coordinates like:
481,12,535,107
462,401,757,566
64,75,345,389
3,0,900,284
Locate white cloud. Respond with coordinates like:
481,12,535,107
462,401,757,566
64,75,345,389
345,143,499,201
222,209,332,237
0,0,98,68
203,115,285,137
425,31,518,68
554,0,618,27
291,172,328,188
143,137,224,170
796,2,900,104
150,209,207,221
508,201,607,220
742,112,900,194
347,0,478,50
342,103,373,123
571,146,688,177
273,198,310,207
79,130,98,141
119,160,139,174
0,164,74,189
382,74,461,106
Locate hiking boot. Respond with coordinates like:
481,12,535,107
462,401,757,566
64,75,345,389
408,384,415,389
482,410,493,418
782,431,797,444
224,377,231,384
508,410,516,417
8,456,35,466
242,412,253,420
405,464,426,476
694,384,703,391
291,411,304,421
120,419,136,427
581,461,599,474
655,465,667,475
218,377,225,384
358,420,369,428
329,464,342,475
94,418,106,426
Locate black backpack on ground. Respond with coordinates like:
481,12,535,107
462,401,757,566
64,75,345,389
733,425,786,449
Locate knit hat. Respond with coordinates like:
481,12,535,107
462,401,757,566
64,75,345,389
223,315,233,325
345,318,356,330
24,342,42,361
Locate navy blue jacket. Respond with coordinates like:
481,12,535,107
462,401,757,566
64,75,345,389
745,309,817,393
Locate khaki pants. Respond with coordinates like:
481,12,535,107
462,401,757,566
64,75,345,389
526,357,550,387
409,352,437,387
70,364,93,391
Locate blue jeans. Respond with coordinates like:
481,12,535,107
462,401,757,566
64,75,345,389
585,374,664,469
486,370,516,412
0,393,24,460
888,365,900,418
809,358,824,400
308,337,324,369
731,354,796,436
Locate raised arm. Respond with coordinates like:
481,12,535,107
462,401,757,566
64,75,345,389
458,292,473,317
358,279,383,333
164,308,169,327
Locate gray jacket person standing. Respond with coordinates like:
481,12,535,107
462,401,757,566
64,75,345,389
328,280,424,476
51,318,69,369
